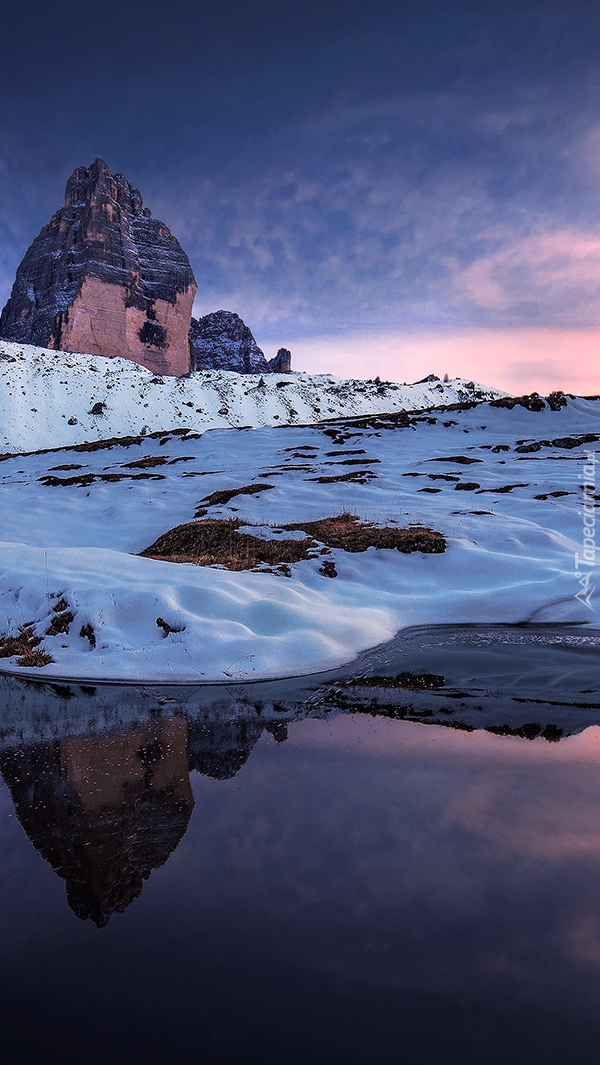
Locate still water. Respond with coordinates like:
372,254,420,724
1,625,600,1065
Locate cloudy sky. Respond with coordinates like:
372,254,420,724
1,0,600,392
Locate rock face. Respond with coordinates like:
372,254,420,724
0,158,197,376
270,347,292,373
189,310,292,373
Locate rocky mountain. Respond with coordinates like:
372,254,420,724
0,159,291,377
0,158,197,376
189,310,291,373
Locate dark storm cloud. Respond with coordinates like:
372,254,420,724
2,0,600,359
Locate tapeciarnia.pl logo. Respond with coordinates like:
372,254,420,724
574,451,598,611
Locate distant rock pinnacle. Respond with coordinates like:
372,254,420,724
189,310,291,373
0,158,197,376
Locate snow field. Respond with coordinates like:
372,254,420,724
0,343,597,681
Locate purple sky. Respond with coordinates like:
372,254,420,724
1,0,599,392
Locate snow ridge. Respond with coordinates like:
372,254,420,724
0,340,505,454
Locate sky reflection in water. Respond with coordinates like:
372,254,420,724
1,633,600,1063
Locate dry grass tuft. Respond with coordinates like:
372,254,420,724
46,611,74,636
80,623,96,648
0,626,53,667
17,648,54,668
156,616,186,636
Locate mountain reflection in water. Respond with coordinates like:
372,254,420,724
0,720,193,926
0,623,599,926
0,716,286,925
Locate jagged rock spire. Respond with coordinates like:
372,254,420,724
0,158,197,376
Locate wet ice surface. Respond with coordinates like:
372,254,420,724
1,627,600,1064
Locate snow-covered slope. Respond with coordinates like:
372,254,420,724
0,340,504,453
0,394,597,682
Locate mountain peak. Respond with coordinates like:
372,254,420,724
0,160,196,375
64,158,146,216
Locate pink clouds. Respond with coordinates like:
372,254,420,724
290,224,600,393
453,229,600,321
292,327,600,394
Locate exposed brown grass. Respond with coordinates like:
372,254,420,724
309,470,376,484
286,514,446,554
319,560,338,578
0,428,202,465
197,483,275,511
80,623,96,648
0,630,40,658
142,512,446,569
72,434,145,452
39,471,166,487
325,457,381,466
490,394,546,411
17,648,54,667
40,472,97,487
476,483,529,494
320,411,415,437
427,455,482,465
0,626,53,667
45,610,74,636
325,449,367,457
142,519,317,570
123,455,168,469
156,616,186,636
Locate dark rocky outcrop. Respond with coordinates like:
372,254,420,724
270,347,292,373
0,158,197,376
189,310,291,373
